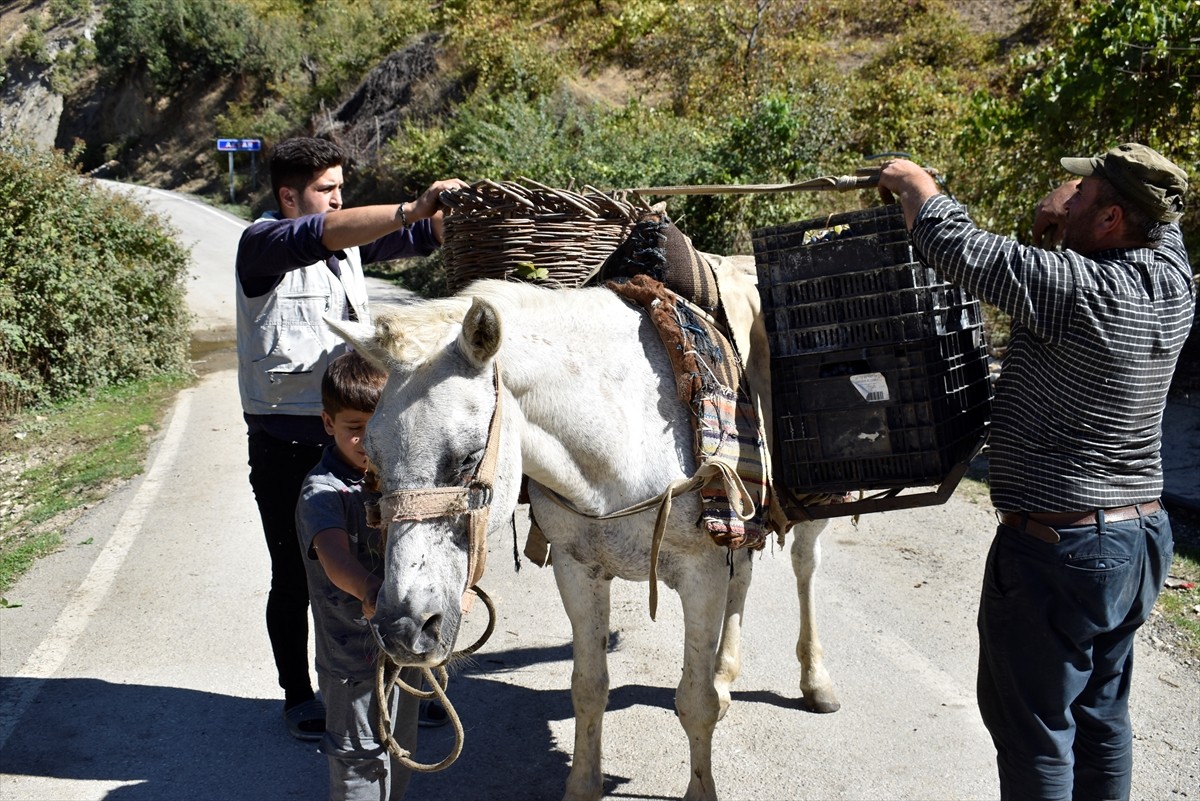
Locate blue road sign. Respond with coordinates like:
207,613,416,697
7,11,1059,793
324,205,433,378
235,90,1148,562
217,138,262,151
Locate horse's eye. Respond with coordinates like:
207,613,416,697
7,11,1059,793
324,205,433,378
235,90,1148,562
457,450,484,480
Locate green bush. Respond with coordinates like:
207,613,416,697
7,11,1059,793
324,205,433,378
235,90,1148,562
956,0,1200,252
383,88,715,198
671,85,860,254
439,0,565,99
848,0,992,175
12,16,52,67
384,81,869,258
0,141,191,416
94,0,287,96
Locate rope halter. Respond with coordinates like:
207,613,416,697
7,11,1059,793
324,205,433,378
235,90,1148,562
365,364,504,775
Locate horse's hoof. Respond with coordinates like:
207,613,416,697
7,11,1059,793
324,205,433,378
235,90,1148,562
801,690,841,714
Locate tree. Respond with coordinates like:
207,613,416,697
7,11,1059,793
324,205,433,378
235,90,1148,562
956,0,1199,255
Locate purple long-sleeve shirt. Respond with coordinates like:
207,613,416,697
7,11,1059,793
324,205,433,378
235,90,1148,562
236,210,439,444
236,210,439,297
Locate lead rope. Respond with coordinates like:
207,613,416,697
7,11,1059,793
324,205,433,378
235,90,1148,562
374,586,497,772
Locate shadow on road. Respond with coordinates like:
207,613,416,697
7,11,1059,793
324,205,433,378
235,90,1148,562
0,676,322,799
1,640,812,799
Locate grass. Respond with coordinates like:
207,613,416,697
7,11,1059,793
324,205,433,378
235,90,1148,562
1160,513,1200,662
954,474,992,506
1159,549,1200,657
0,372,193,596
208,198,254,221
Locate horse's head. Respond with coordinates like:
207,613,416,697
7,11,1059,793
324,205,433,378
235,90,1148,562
328,295,523,666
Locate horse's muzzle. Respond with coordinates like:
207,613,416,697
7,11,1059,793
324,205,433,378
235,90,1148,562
372,611,453,666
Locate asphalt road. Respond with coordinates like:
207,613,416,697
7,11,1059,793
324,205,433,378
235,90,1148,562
0,184,1196,801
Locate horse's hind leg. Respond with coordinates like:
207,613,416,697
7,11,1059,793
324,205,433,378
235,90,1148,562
713,548,753,719
552,553,612,801
790,519,840,713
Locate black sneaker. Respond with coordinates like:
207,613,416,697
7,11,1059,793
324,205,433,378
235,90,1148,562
418,699,449,728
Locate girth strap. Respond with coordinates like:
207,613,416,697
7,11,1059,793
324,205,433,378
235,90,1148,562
536,458,754,619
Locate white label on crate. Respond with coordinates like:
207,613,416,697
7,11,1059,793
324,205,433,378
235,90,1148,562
850,373,889,403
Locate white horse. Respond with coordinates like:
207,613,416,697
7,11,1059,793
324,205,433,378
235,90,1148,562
330,277,836,801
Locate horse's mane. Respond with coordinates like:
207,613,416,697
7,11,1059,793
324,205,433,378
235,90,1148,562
371,279,577,367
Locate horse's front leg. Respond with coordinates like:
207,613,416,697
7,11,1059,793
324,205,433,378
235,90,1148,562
790,519,840,713
675,553,729,801
551,551,612,801
713,548,753,719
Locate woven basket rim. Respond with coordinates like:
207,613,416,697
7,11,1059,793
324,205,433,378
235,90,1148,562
441,179,647,292
441,177,648,222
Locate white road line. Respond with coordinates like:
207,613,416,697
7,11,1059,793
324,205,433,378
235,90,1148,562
95,180,247,229
0,390,194,752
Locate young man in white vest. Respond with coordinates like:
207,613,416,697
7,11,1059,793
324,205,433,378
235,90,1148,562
235,136,465,740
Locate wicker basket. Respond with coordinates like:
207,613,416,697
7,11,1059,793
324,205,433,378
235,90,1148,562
439,178,646,292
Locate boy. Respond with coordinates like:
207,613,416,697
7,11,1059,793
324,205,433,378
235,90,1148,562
295,350,419,800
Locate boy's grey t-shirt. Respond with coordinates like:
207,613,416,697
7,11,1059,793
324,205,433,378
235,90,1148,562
296,445,384,681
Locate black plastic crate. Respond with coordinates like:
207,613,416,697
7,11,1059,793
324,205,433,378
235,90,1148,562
753,205,913,285
752,205,993,494
770,331,993,493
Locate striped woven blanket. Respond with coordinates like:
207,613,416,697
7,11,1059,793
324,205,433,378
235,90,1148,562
606,274,770,550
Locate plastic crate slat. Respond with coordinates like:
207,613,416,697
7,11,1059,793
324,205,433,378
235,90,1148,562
769,334,993,492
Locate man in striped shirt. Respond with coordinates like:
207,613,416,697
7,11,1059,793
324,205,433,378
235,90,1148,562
879,143,1192,801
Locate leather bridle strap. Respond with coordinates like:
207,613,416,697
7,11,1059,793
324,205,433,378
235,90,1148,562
465,362,504,593
373,362,503,600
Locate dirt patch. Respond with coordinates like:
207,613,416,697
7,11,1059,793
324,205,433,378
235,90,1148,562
955,0,1027,36
566,63,670,109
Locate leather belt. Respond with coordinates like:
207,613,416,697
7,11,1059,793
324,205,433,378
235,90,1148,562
997,500,1163,544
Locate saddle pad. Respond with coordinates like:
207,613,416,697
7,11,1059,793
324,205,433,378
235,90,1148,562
607,274,769,550
695,386,771,548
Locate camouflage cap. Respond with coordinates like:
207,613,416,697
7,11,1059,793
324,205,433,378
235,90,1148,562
1061,142,1188,223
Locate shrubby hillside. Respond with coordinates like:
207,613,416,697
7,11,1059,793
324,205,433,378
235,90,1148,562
0,143,190,414
3,0,1196,385
2,0,1196,261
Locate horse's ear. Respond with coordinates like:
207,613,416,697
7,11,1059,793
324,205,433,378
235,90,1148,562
324,317,393,369
459,298,502,367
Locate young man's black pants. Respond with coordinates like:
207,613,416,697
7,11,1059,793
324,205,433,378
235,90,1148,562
248,431,325,701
